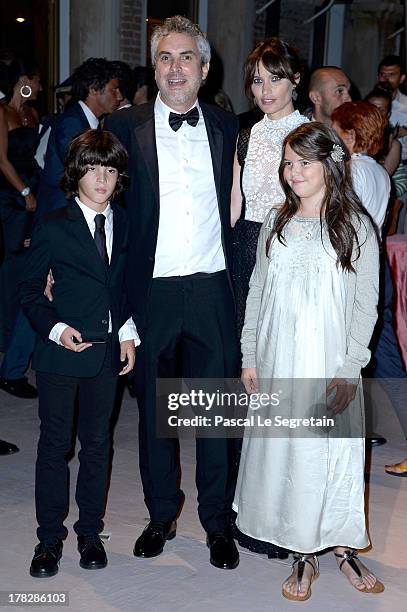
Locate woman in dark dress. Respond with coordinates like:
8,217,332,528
0,59,41,351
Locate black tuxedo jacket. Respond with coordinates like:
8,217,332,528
36,103,90,216
20,200,129,377
105,100,239,329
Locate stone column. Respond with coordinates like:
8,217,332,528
70,0,121,70
207,0,255,113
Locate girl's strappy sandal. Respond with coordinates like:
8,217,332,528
335,550,384,594
282,553,319,602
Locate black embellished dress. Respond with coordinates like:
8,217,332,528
0,126,40,347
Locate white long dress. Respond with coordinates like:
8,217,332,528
233,214,369,553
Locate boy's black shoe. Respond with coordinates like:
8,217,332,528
30,538,63,578
78,535,107,569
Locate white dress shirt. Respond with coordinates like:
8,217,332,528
49,198,140,346
351,153,390,234
78,100,99,129
35,101,98,169
390,89,407,161
153,94,226,277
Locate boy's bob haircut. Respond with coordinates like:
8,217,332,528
61,129,128,197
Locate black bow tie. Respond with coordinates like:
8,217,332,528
168,107,199,131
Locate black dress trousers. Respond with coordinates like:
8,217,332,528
35,340,117,541
134,271,240,533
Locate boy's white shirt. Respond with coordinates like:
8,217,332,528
48,197,140,347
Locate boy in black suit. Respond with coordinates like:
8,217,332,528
20,129,139,578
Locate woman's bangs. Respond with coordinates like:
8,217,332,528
260,51,290,79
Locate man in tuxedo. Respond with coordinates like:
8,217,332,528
106,15,240,569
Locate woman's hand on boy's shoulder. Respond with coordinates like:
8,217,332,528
119,339,136,375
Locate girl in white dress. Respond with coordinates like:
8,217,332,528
233,122,384,601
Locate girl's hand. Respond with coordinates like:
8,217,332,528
241,367,258,393
326,377,357,414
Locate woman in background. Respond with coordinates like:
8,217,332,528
0,58,41,353
332,101,407,477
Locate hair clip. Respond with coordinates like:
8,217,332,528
330,144,345,163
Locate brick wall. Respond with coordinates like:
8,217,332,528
119,0,145,65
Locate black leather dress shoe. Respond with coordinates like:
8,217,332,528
0,439,19,455
78,535,107,569
133,520,176,558
30,538,63,578
207,532,239,570
0,377,38,399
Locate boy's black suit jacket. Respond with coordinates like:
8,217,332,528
20,200,130,377
105,100,239,331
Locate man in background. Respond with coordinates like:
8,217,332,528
307,66,351,124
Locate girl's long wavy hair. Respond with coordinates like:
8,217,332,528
269,122,367,272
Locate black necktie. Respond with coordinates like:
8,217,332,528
94,214,109,266
168,107,199,132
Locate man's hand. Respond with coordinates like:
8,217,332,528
44,269,54,302
241,367,258,394
25,193,37,212
60,326,92,352
326,377,357,414
119,339,136,375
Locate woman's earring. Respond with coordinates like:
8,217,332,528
292,86,298,101
20,85,32,98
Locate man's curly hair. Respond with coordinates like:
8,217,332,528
71,57,119,102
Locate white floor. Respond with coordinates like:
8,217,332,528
1,376,406,612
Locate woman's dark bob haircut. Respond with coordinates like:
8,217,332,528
244,37,302,103
61,129,128,197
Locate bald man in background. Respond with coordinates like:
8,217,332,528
307,66,351,124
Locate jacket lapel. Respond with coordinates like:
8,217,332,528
133,101,160,205
109,205,127,272
201,103,224,205
67,201,107,279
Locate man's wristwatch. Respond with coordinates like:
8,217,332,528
20,186,31,197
